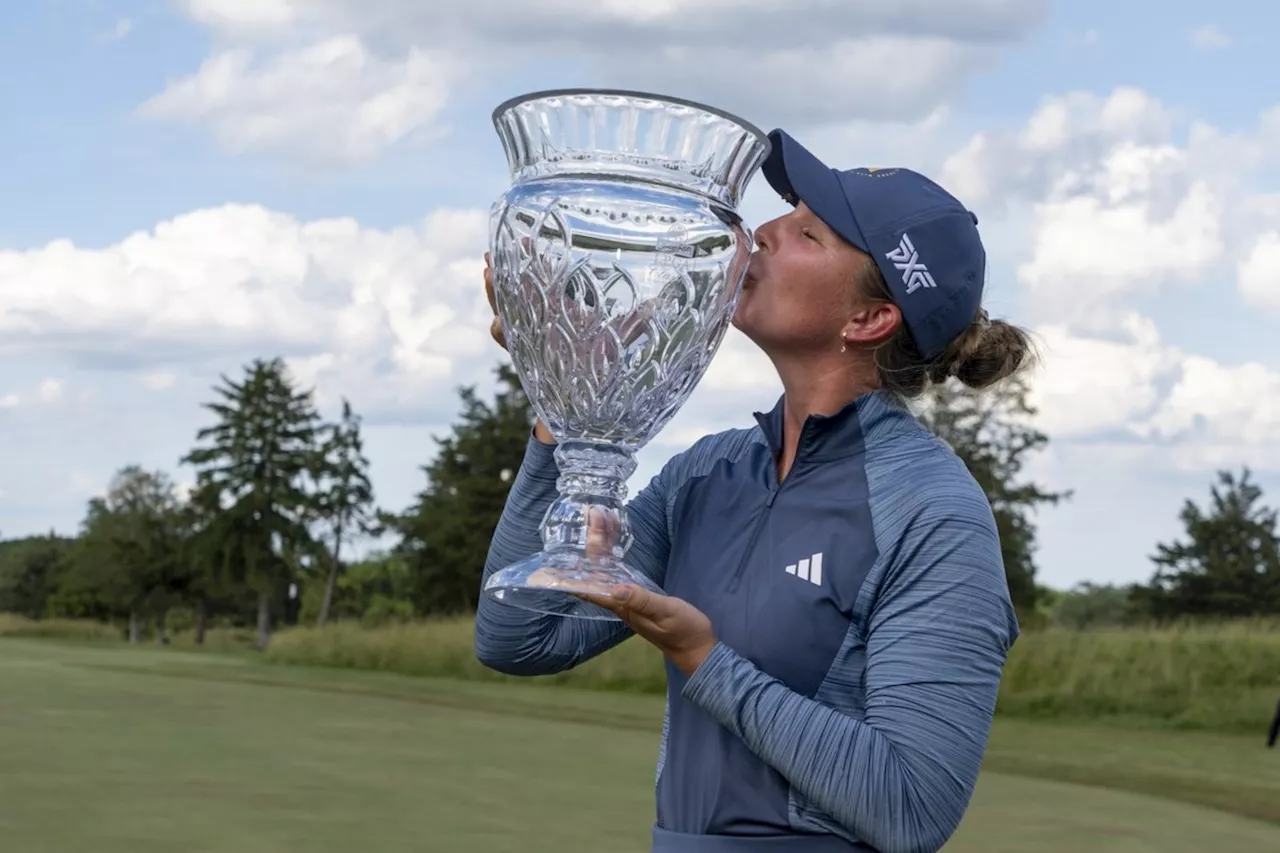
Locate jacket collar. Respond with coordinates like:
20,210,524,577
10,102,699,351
752,388,907,462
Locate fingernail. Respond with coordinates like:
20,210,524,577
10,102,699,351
613,588,631,601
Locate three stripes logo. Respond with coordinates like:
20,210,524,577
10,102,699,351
885,233,936,295
784,552,823,587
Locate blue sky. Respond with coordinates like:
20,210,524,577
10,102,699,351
2,0,1279,592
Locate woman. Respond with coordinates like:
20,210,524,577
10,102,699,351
474,128,1031,853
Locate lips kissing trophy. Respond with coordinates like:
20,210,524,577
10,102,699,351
480,89,771,621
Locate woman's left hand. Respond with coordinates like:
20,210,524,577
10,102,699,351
579,585,718,678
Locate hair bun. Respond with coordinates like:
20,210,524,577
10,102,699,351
948,313,1034,390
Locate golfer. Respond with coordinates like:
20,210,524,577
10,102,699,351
475,128,1027,853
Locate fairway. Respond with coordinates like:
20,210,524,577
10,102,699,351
2,640,1279,852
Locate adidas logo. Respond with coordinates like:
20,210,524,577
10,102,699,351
784,552,823,586
885,233,937,295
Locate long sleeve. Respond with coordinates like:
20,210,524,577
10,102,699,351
680,494,1018,853
474,433,675,676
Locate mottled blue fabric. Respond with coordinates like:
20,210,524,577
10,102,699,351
475,389,1018,853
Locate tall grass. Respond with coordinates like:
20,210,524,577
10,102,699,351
8,611,1280,734
0,613,256,652
0,613,122,642
263,617,668,693
1000,622,1280,731
263,617,1280,734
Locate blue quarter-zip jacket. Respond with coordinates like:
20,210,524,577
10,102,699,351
475,390,1019,853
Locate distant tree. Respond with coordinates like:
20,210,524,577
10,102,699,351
1139,467,1280,620
390,363,534,616
916,373,1072,618
182,357,325,648
54,466,187,641
0,533,75,619
1048,581,1143,630
176,480,245,645
313,398,379,627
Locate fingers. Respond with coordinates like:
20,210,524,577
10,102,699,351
614,586,657,618
578,584,653,615
484,251,497,311
484,251,508,351
575,587,652,632
584,506,613,561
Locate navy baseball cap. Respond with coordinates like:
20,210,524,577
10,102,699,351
761,129,986,360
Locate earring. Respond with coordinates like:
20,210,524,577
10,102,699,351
840,338,847,353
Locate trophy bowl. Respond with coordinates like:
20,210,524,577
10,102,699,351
481,88,771,621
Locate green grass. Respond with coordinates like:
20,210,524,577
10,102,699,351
13,613,1280,734
259,617,1280,734
3,638,1280,852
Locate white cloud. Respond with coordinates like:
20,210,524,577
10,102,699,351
1026,315,1180,439
1237,231,1280,312
97,18,132,41
139,371,177,391
138,36,454,165
1143,356,1280,449
0,204,496,423
183,0,300,37
37,380,64,404
932,86,1280,478
157,0,1047,155
940,87,1180,212
1015,171,1225,329
939,87,1280,338
1189,25,1231,51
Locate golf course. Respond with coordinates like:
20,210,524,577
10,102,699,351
3,637,1280,852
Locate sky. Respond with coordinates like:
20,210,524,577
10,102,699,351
2,0,1279,592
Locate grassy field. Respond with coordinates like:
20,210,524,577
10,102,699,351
255,616,1280,735
7,614,1280,735
3,638,1280,852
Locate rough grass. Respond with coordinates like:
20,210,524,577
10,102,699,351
0,613,122,642
998,622,1280,731
0,613,257,653
10,613,1280,735
261,617,1280,734
262,617,668,693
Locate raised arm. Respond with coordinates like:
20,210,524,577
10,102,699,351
680,487,1018,853
474,432,674,676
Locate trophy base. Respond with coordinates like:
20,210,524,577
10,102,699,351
483,551,663,621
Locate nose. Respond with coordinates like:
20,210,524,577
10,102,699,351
753,217,777,253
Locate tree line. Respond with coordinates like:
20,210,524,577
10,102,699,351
1044,467,1280,629
0,355,1275,647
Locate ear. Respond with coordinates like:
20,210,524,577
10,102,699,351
843,300,900,348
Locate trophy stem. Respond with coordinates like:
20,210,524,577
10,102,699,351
543,440,634,552
482,440,663,621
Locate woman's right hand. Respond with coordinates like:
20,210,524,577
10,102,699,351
484,251,508,351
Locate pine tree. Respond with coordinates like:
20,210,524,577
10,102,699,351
182,357,324,648
314,398,379,627
1142,467,1280,619
391,363,535,616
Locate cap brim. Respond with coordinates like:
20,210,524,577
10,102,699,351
762,129,869,253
